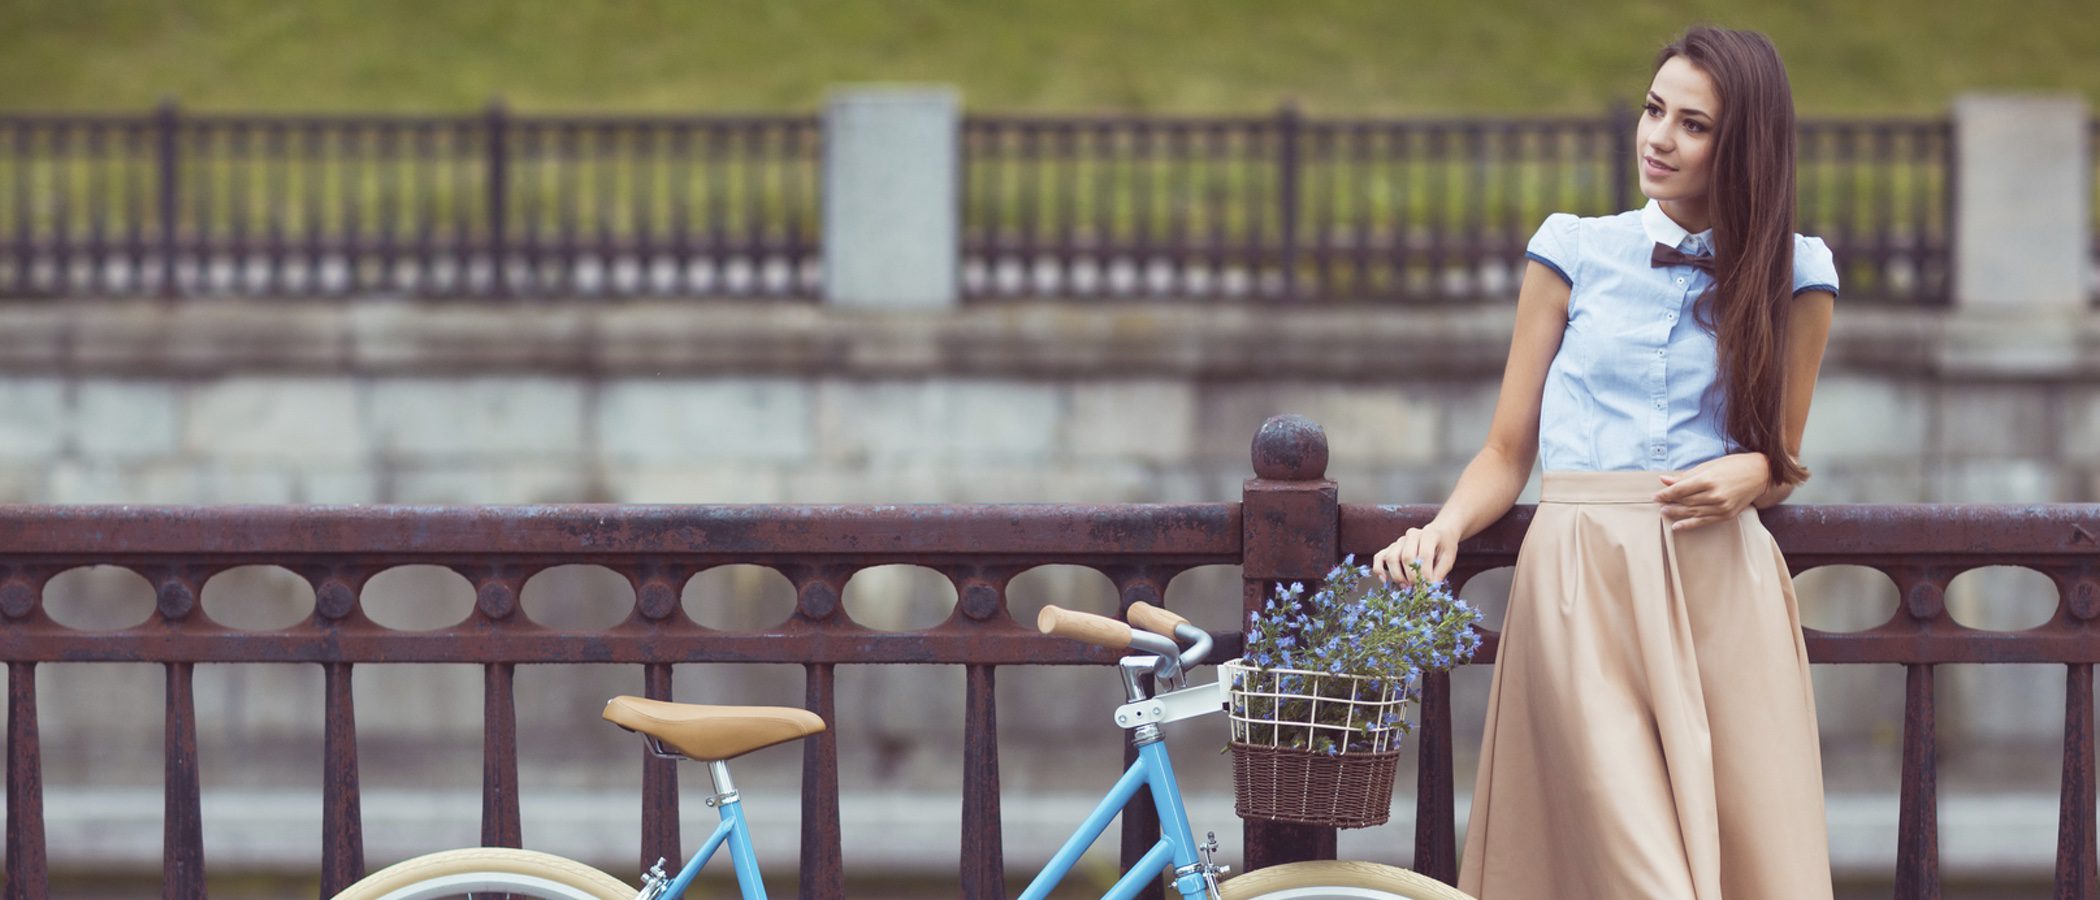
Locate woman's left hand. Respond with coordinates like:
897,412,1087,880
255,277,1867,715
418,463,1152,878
1654,453,1770,532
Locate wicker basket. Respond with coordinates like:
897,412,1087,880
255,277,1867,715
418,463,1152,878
1221,658,1408,829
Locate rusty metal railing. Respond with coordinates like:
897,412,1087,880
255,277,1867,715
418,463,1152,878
2,416,2097,899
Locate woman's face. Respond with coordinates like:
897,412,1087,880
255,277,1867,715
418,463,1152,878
1637,55,1720,205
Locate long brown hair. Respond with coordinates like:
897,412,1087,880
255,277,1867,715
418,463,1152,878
1659,26,1810,487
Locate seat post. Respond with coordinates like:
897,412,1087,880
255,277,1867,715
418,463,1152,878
706,759,738,805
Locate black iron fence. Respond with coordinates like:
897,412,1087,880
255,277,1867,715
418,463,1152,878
1,418,2097,898
963,109,1953,304
0,103,823,299
0,102,1960,303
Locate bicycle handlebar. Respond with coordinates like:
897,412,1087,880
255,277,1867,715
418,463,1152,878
1124,601,1188,638
1037,605,1135,650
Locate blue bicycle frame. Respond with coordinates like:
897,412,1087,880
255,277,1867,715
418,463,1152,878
657,791,768,899
1017,738,1209,900
654,736,1207,900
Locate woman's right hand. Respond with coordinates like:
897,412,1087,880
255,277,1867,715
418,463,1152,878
1372,522,1460,587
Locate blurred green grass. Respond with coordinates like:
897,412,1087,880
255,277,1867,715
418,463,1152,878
1,0,2095,115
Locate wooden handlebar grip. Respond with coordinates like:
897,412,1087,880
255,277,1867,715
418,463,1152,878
1124,601,1190,638
1037,605,1135,650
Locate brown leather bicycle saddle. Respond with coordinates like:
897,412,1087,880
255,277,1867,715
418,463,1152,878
602,696,826,761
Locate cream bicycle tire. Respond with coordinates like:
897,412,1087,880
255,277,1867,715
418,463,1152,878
331,847,636,900
1218,860,1478,900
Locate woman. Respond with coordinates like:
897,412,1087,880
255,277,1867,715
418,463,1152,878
1373,26,1840,899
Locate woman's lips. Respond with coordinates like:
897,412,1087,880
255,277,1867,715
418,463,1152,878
1643,156,1677,178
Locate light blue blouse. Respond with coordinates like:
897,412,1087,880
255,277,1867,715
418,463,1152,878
1525,200,1840,473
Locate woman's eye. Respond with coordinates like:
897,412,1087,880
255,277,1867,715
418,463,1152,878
1643,103,1662,117
1684,120,1706,133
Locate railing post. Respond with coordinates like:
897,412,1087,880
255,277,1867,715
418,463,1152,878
485,98,511,299
1276,103,1303,302
1240,414,1339,868
155,98,180,300
1945,94,2089,368
821,86,960,309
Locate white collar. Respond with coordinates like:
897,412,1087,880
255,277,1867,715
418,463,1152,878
1641,199,1713,252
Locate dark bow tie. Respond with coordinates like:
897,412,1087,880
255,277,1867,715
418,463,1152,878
1650,242,1713,272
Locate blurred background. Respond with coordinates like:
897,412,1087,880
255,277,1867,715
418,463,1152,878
1,1,2097,896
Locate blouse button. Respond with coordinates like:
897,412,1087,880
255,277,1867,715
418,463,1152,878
1675,277,1686,286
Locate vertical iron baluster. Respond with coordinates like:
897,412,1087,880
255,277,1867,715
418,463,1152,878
1413,668,1457,884
126,120,148,295
801,662,844,900
557,121,583,296
265,121,288,295
1276,104,1302,302
485,101,510,298
1609,104,1636,213
593,123,616,297
517,121,543,297
412,121,436,295
671,123,693,296
1393,125,1416,297
86,121,110,294
1021,122,1044,298
1130,121,1155,299
633,124,658,297
320,661,364,895
1889,125,1906,297
1465,122,1487,291
1167,122,1192,298
741,121,766,298
705,123,727,295
1201,122,1227,297
1309,123,1334,301
482,662,523,848
641,662,680,878
1836,127,1858,288
306,121,327,295
1425,126,1448,300
156,100,180,298
229,119,253,294
6,661,48,900
2058,662,2097,897
1094,121,1117,298
4,120,22,295
961,664,1005,899
1896,662,1940,898
340,122,365,296
376,122,400,293
1056,123,1079,296
1360,121,1377,297
164,660,206,897
50,122,71,295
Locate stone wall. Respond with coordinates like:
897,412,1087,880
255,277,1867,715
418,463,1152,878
4,294,2099,883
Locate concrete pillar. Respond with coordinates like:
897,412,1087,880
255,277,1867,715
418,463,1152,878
822,87,960,309
1943,95,2092,376
1952,94,2089,310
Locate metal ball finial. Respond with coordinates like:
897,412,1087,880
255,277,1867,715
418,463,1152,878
1250,414,1329,481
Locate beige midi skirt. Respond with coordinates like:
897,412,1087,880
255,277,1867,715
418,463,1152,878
1456,470,1833,900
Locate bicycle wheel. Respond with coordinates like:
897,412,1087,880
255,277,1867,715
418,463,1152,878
1217,860,1478,900
331,847,636,900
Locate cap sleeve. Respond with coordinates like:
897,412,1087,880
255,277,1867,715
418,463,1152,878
1524,213,1580,287
1793,234,1839,298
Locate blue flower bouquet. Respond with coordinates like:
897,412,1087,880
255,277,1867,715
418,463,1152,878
1222,556,1483,827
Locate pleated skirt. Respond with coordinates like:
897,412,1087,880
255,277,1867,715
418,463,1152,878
1456,471,1834,900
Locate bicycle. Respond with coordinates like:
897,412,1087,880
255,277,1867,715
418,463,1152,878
334,601,1476,900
